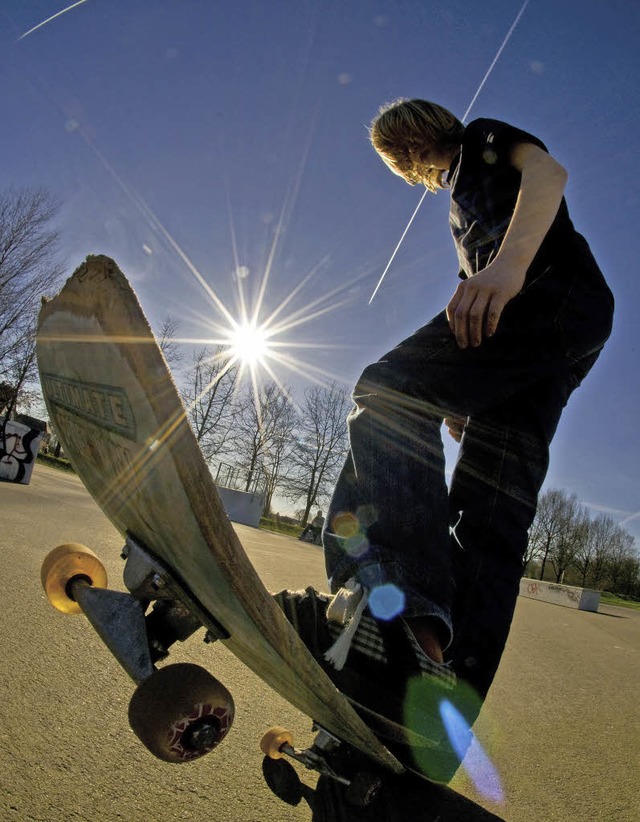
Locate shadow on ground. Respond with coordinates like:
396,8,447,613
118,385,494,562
306,770,505,821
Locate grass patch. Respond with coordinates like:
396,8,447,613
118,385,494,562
37,452,75,473
259,517,302,538
600,592,640,611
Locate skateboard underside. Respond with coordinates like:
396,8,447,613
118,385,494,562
36,255,403,776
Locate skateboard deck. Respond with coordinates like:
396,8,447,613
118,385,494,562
36,254,403,775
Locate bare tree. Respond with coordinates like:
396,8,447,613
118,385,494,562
0,187,64,415
234,382,297,497
613,554,640,598
2,320,38,411
260,394,299,515
529,489,640,595
282,382,350,524
574,513,618,588
528,489,581,581
605,528,637,593
522,530,541,577
549,501,588,583
156,315,183,370
180,346,239,463
0,188,63,342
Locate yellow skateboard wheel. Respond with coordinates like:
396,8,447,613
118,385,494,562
41,543,108,615
260,726,294,759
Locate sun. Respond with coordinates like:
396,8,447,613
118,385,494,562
226,320,271,367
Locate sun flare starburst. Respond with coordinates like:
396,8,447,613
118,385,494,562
225,320,271,368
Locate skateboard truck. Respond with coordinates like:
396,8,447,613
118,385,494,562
261,725,383,807
44,536,230,682
41,538,235,763
70,575,156,682
121,536,230,650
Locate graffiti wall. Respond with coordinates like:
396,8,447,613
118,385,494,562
0,418,44,484
519,578,601,612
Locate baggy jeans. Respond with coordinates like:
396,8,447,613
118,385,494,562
323,261,614,699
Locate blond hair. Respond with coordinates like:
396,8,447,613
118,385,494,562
370,99,465,191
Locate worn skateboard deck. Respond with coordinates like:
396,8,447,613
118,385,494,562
36,254,402,774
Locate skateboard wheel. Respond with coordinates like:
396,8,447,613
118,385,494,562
346,771,383,808
260,726,294,759
41,543,108,615
128,663,234,763
262,756,303,806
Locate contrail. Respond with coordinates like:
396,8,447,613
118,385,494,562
620,510,640,528
18,0,90,41
368,188,428,304
461,0,531,122
369,0,531,304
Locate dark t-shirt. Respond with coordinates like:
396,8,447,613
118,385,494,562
447,118,599,279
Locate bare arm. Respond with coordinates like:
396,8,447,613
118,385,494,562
446,142,568,349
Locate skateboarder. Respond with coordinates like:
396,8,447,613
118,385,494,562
299,510,325,543
276,99,614,774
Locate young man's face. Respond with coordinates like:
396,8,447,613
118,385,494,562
379,143,456,187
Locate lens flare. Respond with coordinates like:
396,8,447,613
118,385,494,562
404,676,504,803
440,698,505,803
368,583,406,620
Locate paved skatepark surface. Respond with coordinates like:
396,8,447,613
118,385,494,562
1,465,638,820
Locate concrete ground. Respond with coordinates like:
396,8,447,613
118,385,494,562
1,464,638,821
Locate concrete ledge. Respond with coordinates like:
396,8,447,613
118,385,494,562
216,486,265,528
520,578,600,612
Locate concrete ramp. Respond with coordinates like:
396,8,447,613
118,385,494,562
520,578,600,612
216,486,265,528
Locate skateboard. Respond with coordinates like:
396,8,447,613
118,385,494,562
36,256,501,815
36,255,408,802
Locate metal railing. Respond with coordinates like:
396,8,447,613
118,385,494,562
211,462,267,495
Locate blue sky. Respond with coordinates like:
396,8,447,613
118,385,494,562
2,0,638,538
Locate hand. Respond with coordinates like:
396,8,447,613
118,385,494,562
446,262,526,349
444,415,467,443
446,143,567,350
